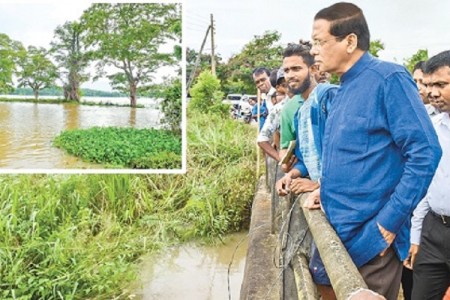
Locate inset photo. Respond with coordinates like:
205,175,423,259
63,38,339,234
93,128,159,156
0,2,183,172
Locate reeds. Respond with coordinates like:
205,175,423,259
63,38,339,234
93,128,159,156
0,110,257,298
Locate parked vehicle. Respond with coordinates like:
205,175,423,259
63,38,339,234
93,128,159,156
222,94,243,109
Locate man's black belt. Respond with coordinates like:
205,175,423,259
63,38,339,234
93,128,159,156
430,210,450,226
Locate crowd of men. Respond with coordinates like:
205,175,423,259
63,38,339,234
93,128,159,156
247,2,449,300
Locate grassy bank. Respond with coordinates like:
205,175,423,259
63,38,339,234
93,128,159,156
0,110,258,299
53,127,181,169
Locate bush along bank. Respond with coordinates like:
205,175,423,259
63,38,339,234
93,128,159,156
0,110,258,299
53,127,182,169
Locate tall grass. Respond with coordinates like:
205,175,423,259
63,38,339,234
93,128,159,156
0,110,258,299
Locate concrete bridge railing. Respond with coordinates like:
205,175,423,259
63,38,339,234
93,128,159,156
242,157,378,300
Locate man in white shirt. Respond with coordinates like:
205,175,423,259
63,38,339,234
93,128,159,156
405,50,450,300
257,68,288,161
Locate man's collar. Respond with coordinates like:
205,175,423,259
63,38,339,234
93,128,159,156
341,51,373,83
433,112,450,130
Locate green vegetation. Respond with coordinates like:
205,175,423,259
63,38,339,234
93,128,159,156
53,127,181,169
404,49,429,73
0,97,144,108
0,107,257,299
51,21,89,101
0,33,22,94
9,87,127,98
158,78,182,132
16,46,59,100
189,70,228,116
81,3,181,107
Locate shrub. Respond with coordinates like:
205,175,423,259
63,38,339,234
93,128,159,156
189,70,224,114
159,78,182,132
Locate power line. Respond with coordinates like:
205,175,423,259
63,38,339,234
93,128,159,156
186,15,209,25
186,27,205,33
186,11,208,21
185,22,207,29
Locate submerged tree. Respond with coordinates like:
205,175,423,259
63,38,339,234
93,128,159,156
50,21,89,101
16,46,58,100
0,33,23,94
81,3,181,107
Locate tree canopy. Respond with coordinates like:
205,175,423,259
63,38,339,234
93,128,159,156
50,21,89,101
81,3,181,107
404,49,428,73
219,31,283,94
16,46,58,100
0,33,23,94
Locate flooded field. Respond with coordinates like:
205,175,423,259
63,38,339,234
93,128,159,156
0,99,161,169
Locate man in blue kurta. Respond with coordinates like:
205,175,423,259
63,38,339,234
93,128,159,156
306,2,442,299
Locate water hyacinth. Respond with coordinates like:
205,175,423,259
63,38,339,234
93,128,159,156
53,127,182,169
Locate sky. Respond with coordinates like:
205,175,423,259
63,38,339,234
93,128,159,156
0,0,178,92
185,0,450,65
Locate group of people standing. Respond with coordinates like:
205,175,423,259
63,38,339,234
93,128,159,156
248,2,449,299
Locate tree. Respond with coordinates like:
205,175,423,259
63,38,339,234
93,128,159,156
189,70,225,115
0,33,23,94
159,78,181,131
50,21,89,101
220,31,283,94
81,3,181,107
369,39,384,58
16,46,58,100
404,49,428,73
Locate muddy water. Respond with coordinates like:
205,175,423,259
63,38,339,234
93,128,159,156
0,101,161,169
134,232,248,300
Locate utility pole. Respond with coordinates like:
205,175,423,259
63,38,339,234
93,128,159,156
186,25,211,93
210,14,216,76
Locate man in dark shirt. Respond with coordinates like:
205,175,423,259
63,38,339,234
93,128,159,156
305,2,442,299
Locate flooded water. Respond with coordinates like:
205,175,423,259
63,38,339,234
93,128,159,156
134,232,248,300
0,100,161,169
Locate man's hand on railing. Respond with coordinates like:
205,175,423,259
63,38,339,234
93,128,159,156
303,187,322,210
377,223,396,256
290,178,320,195
403,244,419,270
276,174,292,196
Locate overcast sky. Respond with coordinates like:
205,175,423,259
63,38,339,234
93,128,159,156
185,0,450,65
0,0,178,92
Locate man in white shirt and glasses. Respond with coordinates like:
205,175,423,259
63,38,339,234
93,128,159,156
406,50,450,300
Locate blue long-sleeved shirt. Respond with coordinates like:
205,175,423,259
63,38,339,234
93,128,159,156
252,100,268,130
293,83,338,178
320,52,442,267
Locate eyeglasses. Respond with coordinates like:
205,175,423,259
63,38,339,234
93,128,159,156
312,35,346,49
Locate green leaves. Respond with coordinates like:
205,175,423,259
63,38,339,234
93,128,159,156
15,46,58,100
50,21,89,101
0,33,24,94
219,30,283,94
53,127,181,169
189,70,225,114
80,3,181,106
404,49,429,73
